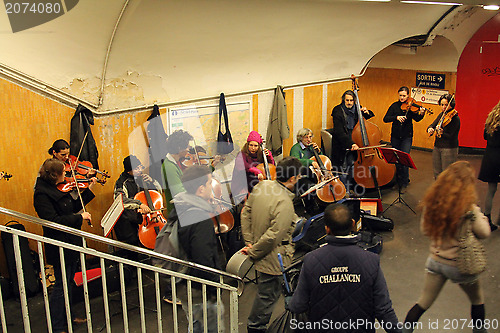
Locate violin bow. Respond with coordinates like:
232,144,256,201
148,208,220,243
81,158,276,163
71,130,93,227
432,93,456,136
192,138,202,165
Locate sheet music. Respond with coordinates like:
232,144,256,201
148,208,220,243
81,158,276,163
101,194,124,237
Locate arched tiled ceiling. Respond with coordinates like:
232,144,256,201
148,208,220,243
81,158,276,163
0,0,497,111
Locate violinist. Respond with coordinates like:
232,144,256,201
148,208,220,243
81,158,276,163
427,94,460,179
231,131,275,197
330,90,374,189
48,139,97,179
113,155,162,248
383,86,425,192
162,130,194,212
34,158,95,332
162,130,222,212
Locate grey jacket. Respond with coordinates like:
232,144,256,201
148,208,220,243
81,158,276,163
241,180,297,275
266,85,290,156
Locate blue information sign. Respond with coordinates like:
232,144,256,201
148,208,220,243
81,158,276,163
416,72,446,89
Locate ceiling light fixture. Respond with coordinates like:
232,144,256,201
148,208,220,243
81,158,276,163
482,5,500,10
401,1,463,5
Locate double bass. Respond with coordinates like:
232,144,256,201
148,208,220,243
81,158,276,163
134,176,167,249
351,76,395,190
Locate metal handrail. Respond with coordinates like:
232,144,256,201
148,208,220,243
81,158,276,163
0,206,244,292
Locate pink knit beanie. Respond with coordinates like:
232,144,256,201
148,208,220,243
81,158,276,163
247,131,263,144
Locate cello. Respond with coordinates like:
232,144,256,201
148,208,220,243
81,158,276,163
350,76,395,190
134,175,167,249
309,145,346,202
256,140,276,180
187,144,235,234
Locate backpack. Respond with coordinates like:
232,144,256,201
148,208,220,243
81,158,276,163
153,208,197,274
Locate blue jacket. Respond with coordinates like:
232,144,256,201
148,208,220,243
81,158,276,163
288,235,401,333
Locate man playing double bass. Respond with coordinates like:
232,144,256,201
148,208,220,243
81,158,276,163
330,90,374,190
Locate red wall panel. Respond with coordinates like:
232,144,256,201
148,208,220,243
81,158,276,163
456,14,500,148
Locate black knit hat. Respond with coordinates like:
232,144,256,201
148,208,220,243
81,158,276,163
123,155,141,172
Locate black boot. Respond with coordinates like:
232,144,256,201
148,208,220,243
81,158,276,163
486,214,498,231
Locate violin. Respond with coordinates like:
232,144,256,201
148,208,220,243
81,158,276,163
181,146,224,169
134,176,167,249
0,171,13,181
430,94,457,138
57,175,105,192
309,145,346,202
65,155,110,182
401,97,433,116
256,142,276,180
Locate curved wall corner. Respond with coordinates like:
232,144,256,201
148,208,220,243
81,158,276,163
456,13,500,148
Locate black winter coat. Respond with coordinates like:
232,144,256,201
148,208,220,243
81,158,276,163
288,235,401,333
330,103,374,167
383,101,424,140
478,128,500,183
172,192,221,288
70,104,99,169
34,177,95,265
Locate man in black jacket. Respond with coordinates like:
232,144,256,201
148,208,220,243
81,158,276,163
330,90,374,192
288,203,401,333
172,165,223,333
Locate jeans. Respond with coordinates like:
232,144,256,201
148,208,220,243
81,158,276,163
50,259,78,333
247,272,283,331
391,136,412,187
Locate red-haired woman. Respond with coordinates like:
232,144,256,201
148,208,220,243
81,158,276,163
402,161,491,333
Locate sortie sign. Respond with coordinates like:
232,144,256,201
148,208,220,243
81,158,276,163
416,72,445,89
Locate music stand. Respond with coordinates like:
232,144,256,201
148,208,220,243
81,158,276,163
379,147,417,214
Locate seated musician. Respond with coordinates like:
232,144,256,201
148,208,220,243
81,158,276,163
113,155,162,247
231,131,275,199
289,128,322,214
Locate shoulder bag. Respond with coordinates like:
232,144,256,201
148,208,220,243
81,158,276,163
216,93,234,154
456,212,487,275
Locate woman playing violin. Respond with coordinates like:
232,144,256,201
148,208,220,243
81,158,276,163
113,155,162,248
48,139,97,179
383,86,425,191
427,94,460,179
231,131,275,197
34,158,95,333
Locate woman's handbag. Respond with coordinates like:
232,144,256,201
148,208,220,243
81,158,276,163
216,93,234,154
456,212,487,275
